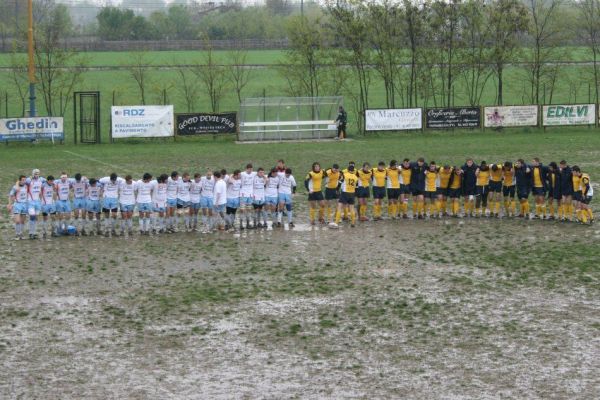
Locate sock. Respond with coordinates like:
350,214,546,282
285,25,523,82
350,208,356,224
309,208,316,223
434,201,440,216
535,204,541,216
494,200,501,214
288,210,293,224
327,205,332,221
452,200,459,215
581,209,589,223
277,211,282,223
510,201,516,215
343,208,348,219
15,223,22,235
318,205,325,221
412,202,418,216
402,202,408,215
549,203,555,216
524,202,530,215
335,210,341,224
388,204,393,216
576,209,583,221
540,205,546,217
29,220,36,235
374,204,380,218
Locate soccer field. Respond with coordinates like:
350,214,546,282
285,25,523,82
0,129,599,398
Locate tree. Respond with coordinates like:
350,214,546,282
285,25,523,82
173,65,199,112
577,0,600,103
192,38,229,112
227,49,253,105
126,52,152,105
400,0,427,107
97,7,156,40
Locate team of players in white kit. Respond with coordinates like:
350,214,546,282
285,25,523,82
7,160,297,239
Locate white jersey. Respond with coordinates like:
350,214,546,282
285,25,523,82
72,179,88,199
253,175,267,200
42,182,55,204
277,168,286,178
119,181,136,205
87,185,101,201
56,179,71,201
190,179,202,203
200,176,215,198
278,175,296,195
177,179,192,202
240,171,257,197
213,179,227,206
10,184,29,203
153,181,167,207
26,177,45,201
226,176,242,199
266,175,280,198
99,177,124,199
136,180,154,204
166,177,181,200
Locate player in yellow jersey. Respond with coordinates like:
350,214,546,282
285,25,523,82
400,159,412,218
371,162,387,220
424,162,440,218
572,166,583,222
578,170,594,224
530,158,548,219
447,167,462,217
330,164,359,228
546,162,561,220
356,163,373,221
488,164,503,217
502,161,517,217
386,160,401,219
475,161,490,217
324,164,341,222
304,162,326,225
437,165,453,216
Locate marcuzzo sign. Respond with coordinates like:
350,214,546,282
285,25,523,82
426,107,480,129
365,109,422,131
484,106,538,128
542,104,596,126
0,117,64,142
111,105,174,138
176,112,237,135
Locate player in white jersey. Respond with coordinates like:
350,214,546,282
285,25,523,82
252,167,268,228
177,172,192,231
265,168,280,227
239,163,257,229
189,173,202,231
119,175,136,235
41,175,58,237
85,178,102,235
277,168,297,227
26,168,45,238
99,173,124,236
152,174,168,233
71,173,88,235
7,175,29,240
166,171,180,232
55,173,73,231
212,171,227,231
225,169,242,230
136,173,155,235
200,169,215,233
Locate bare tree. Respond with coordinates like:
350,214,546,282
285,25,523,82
8,51,28,117
173,65,200,112
577,0,600,103
227,49,253,105
126,52,151,105
400,0,427,107
192,38,229,112
461,0,492,106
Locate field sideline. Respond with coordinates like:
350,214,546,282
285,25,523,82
0,129,599,398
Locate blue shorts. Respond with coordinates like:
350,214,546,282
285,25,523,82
200,197,214,208
278,193,292,205
42,204,56,215
214,204,226,213
253,198,265,206
227,198,240,209
190,201,201,210
103,197,118,211
86,200,101,213
265,196,278,205
73,198,86,209
154,205,166,213
240,196,253,206
29,200,42,212
55,199,72,213
12,202,28,215
120,203,134,212
177,199,190,208
167,198,177,208
137,202,153,212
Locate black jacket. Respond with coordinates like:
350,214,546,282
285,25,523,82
559,166,573,194
410,162,427,191
515,165,531,190
461,163,477,193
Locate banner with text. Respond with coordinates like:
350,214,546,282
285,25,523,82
176,112,237,135
365,108,422,131
426,107,481,129
0,117,64,142
111,105,174,138
542,104,596,126
484,106,538,128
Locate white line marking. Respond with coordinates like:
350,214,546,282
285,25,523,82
62,150,135,174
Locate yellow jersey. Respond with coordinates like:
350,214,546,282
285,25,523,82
372,168,387,188
386,167,400,189
449,171,462,189
325,169,341,190
305,170,326,192
490,165,503,182
425,170,439,192
400,166,412,186
438,167,453,189
341,170,358,193
502,167,515,187
477,169,490,186
532,167,544,188
573,175,582,192
357,169,373,188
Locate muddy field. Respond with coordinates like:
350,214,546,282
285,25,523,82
0,208,598,399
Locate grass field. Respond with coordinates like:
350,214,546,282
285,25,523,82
0,129,598,398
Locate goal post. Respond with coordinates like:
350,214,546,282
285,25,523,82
238,96,343,142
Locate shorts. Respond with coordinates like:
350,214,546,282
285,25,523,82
137,202,153,212
549,187,561,200
356,187,370,198
154,205,166,213
42,204,56,216
265,196,278,206
424,191,437,200
489,181,502,193
227,198,240,209
373,186,386,199
86,200,101,213
190,201,201,210
412,189,424,197
55,199,72,213
278,193,293,205
120,203,134,212
103,197,118,211
167,198,178,207
517,188,530,200
574,191,583,202
325,188,339,200
73,198,86,209
561,188,574,197
582,195,592,205
463,187,475,196
29,200,42,212
475,185,488,197
214,204,226,213
339,192,355,205
12,202,28,215
532,187,545,196
177,199,190,209
400,184,411,195
200,197,213,209
437,188,448,197
502,186,515,198
308,192,324,201
240,196,254,206
387,188,400,200
448,188,461,198
253,199,265,207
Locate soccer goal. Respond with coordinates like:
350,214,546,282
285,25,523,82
238,96,343,142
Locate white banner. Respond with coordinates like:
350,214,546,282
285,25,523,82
365,108,422,131
542,104,595,126
111,105,174,138
0,117,64,142
484,106,538,128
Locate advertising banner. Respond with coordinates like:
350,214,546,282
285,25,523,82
176,112,237,135
426,107,481,129
484,106,538,127
365,108,422,131
111,105,174,138
542,104,596,126
0,117,64,142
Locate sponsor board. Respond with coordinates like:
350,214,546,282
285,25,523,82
426,107,481,129
111,105,174,138
542,104,595,126
176,112,237,135
365,108,422,131
0,117,64,142
484,106,538,128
